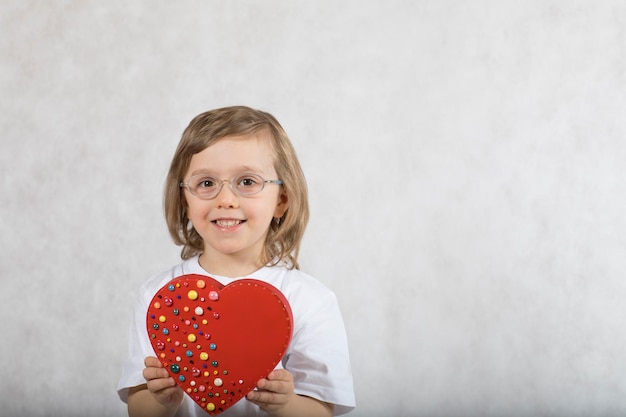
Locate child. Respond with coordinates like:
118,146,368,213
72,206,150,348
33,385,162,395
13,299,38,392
117,106,355,417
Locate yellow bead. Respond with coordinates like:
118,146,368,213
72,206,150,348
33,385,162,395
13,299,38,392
188,290,198,300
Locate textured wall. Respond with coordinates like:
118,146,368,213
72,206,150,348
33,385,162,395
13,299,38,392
2,1,626,416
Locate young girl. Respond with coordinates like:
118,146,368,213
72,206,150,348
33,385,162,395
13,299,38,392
117,106,355,417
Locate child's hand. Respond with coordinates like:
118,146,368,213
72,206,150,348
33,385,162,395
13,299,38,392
142,356,184,408
246,369,296,415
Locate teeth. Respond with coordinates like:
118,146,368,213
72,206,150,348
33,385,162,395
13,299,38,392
215,220,242,227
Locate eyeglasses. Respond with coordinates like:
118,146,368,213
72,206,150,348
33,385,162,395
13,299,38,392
180,173,283,200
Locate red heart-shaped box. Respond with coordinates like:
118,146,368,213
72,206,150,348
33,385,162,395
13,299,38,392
146,274,293,415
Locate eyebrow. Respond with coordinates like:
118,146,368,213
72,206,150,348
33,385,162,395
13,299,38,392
189,165,266,177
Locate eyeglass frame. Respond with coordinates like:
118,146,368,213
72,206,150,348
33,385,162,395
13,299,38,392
179,173,283,200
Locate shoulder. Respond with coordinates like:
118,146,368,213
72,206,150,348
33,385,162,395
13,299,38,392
258,266,341,320
260,266,335,299
137,257,202,301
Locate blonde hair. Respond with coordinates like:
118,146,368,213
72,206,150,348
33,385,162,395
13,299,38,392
164,106,309,269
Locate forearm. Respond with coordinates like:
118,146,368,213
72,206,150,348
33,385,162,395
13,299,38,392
127,385,179,417
270,395,333,417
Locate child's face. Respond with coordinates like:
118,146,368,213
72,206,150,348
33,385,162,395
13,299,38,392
183,132,288,270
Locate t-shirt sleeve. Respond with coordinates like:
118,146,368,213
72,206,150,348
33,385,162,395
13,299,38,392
116,288,155,402
283,288,356,415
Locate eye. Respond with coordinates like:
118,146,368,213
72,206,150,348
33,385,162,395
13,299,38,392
237,175,261,188
196,177,218,189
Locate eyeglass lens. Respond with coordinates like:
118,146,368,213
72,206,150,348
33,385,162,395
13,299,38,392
187,174,266,198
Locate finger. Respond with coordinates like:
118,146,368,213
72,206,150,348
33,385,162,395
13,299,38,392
256,377,289,395
267,369,292,382
147,375,177,393
247,389,280,406
143,366,170,382
144,356,162,368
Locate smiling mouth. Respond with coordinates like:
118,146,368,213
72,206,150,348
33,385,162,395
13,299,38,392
213,219,244,228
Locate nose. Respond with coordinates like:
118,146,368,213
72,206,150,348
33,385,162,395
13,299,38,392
216,180,239,208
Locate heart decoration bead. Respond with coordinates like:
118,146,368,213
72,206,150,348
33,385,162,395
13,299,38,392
146,274,293,415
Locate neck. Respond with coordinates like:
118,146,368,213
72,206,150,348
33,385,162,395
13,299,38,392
198,252,264,278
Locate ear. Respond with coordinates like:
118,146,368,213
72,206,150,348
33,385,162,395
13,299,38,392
273,190,289,218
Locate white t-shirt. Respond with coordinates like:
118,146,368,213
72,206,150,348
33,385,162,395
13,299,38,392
117,256,355,416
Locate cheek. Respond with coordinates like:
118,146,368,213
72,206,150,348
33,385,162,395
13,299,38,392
185,201,209,220
248,200,280,221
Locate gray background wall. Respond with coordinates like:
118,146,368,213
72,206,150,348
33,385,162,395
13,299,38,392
2,1,625,416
